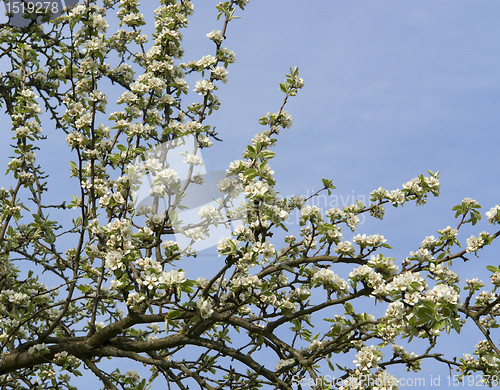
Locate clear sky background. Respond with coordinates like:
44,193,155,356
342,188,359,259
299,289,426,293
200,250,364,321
2,0,500,388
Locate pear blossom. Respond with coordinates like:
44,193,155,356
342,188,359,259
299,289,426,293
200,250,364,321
196,55,217,68
207,30,224,44
194,80,214,95
312,268,349,293
196,298,213,319
335,241,355,257
124,370,141,384
485,205,500,224
301,205,321,218
105,251,124,271
28,343,49,356
159,270,186,285
466,235,484,253
245,181,269,197
354,346,382,370
183,154,203,166
426,284,459,305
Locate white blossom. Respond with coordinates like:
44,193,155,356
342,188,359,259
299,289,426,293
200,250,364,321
312,268,349,293
183,154,203,166
105,250,124,271
212,66,228,83
486,205,500,225
244,181,269,197
28,343,49,356
196,55,217,68
335,241,355,257
207,30,224,44
124,369,141,384
354,346,382,370
301,205,321,218
426,284,459,305
196,298,213,319
159,270,186,285
199,205,221,220
466,235,484,253
194,80,214,95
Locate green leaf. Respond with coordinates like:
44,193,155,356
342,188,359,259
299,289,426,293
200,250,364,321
259,150,275,160
304,316,314,328
167,310,181,319
246,145,256,158
169,210,178,223
450,318,461,334
321,178,335,195
486,265,499,273
244,168,258,181
344,302,354,315
421,300,437,312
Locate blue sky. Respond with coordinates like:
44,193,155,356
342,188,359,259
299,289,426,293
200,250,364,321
2,0,500,388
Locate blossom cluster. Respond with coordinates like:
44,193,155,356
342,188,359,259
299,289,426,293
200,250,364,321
311,268,349,294
135,257,186,290
354,345,383,370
